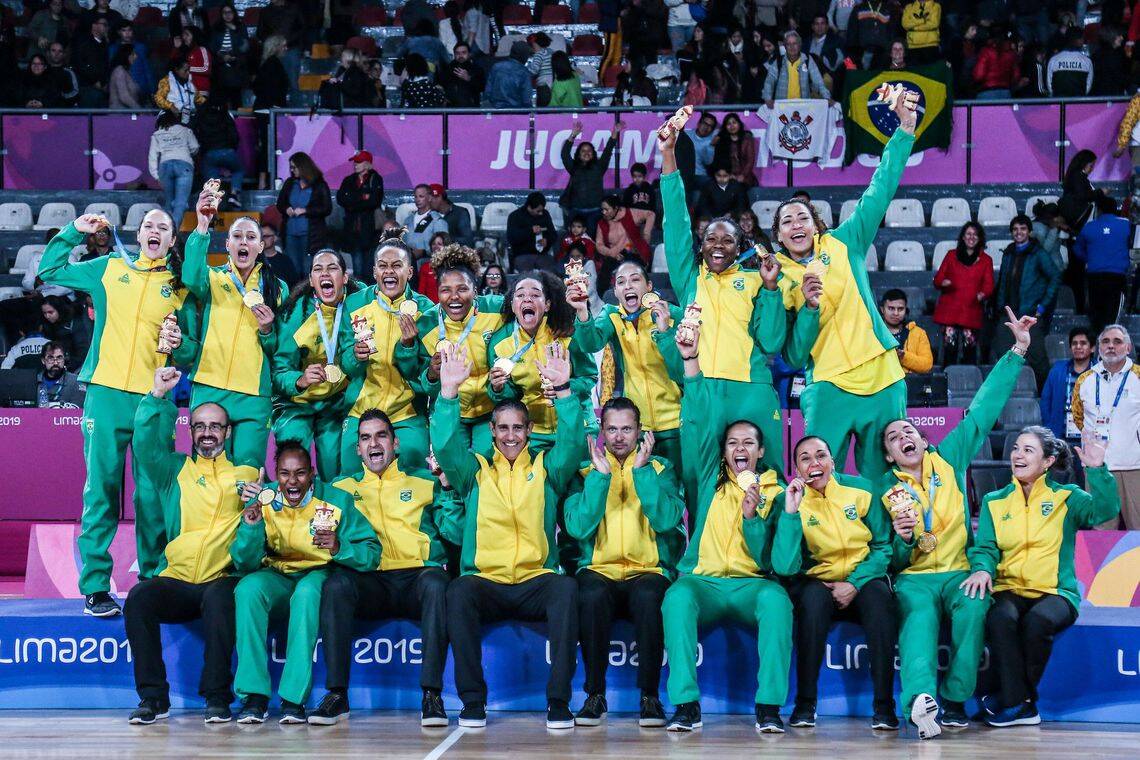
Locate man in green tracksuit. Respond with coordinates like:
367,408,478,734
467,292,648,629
879,312,1033,738
38,212,197,616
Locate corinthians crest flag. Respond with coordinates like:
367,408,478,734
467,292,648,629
765,99,834,161
841,63,953,165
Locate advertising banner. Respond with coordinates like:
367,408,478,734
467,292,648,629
91,114,161,190
2,115,88,190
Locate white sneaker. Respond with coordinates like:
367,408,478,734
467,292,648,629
911,693,942,741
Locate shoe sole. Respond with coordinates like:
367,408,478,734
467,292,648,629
458,717,486,728
546,719,575,729
279,716,306,725
666,722,702,731
755,723,785,734
574,715,605,726
236,714,267,724
987,714,1041,727
941,718,969,728
128,712,168,725
307,713,347,726
204,715,232,724
85,607,122,618
421,716,449,727
789,719,816,728
638,717,666,728
871,721,900,730
911,694,942,740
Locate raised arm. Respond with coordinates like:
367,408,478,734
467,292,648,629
657,110,698,298
183,188,215,299
133,370,187,498
430,345,481,495
750,267,788,356
37,219,106,291
1069,438,1121,527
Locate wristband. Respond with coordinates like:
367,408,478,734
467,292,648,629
551,382,570,392
1011,344,1027,357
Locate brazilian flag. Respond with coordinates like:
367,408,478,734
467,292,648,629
841,63,953,165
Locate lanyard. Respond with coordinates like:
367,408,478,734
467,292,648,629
899,470,938,533
1094,370,1129,417
111,227,167,272
620,307,644,323
226,266,262,298
438,305,478,345
272,486,314,512
313,298,343,363
375,289,407,314
509,323,537,362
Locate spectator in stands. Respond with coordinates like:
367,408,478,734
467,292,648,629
676,24,710,82
402,0,440,36
211,4,250,108
879,289,934,374
828,0,858,39
622,162,658,214
1092,26,1130,96
430,184,475,247
108,44,142,108
559,120,621,235
19,54,65,108
1074,195,1132,337
257,0,304,93
549,50,583,107
26,0,69,60
21,241,74,300
72,15,111,106
887,39,907,70
847,0,896,67
557,215,598,264
80,0,124,34
1073,324,1140,529
696,165,749,218
197,92,244,199
439,42,485,107
276,151,333,268
155,59,204,124
993,214,1059,386
1,313,49,370
1047,29,1094,97
809,14,846,80
480,263,507,295
253,35,290,110
461,0,494,56
169,0,207,39
1030,200,1065,273
507,191,558,270
1059,149,1101,234
259,222,301,286
712,113,759,195
321,47,370,109
400,20,452,71
110,21,155,99
177,26,212,98
666,0,697,52
1040,326,1093,445
148,110,199,226
36,297,78,363
401,183,450,257
45,41,80,107
972,27,1020,99
596,195,652,284
401,53,449,108
417,232,450,301
82,226,115,261
737,209,770,252
763,30,830,107
687,111,718,191
526,32,555,107
36,341,85,408
933,221,994,366
483,40,535,108
336,150,384,274
901,0,940,64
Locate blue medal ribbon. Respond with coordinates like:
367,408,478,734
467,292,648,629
1094,371,1129,415
508,323,537,362
437,304,478,347
111,227,167,272
313,297,344,364
225,265,263,300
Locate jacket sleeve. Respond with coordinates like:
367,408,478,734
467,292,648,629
762,61,777,101
968,496,1000,577
634,458,685,534
940,350,1025,470
1117,97,1140,150
564,469,608,540
182,230,212,300
772,511,805,576
742,490,782,568
1035,245,1062,312
783,304,820,369
434,485,467,545
831,128,915,263
1069,466,1121,527
544,395,589,495
37,224,104,291
569,334,599,403
171,299,201,367
332,499,382,572
429,395,480,496
661,171,697,300
271,310,304,398
572,309,617,354
900,326,934,373
132,394,185,498
229,518,267,573
652,308,685,384
750,287,787,356
845,488,891,589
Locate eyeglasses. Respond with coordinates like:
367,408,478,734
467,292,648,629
191,422,228,433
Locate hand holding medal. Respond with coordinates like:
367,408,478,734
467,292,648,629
656,105,692,149
240,468,270,524
157,312,180,355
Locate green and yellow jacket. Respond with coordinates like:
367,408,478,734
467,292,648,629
230,479,379,575
38,223,194,395
881,351,1025,574
133,394,259,584
331,463,447,571
430,394,587,584
564,452,686,580
678,374,784,577
184,231,287,398
272,295,350,407
970,466,1119,611
414,295,505,421
775,129,915,395
773,472,889,589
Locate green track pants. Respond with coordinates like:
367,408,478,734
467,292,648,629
896,571,990,712
340,414,429,475
234,567,328,705
271,402,344,481
78,385,164,594
442,416,495,460
662,574,792,707
800,378,906,481
191,385,272,470
698,379,784,477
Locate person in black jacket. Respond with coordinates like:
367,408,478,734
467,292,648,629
430,184,475,247
439,42,485,107
337,150,385,276
507,192,558,272
20,54,65,108
72,16,111,106
197,92,245,200
695,166,748,219
276,151,333,270
169,0,208,39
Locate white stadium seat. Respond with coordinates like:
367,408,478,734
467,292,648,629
83,203,121,228
987,240,1010,270
884,240,926,271
34,202,77,231
930,197,970,228
932,240,957,271
0,286,24,302
865,243,879,271
480,202,516,234
547,203,564,231
978,196,1017,227
885,198,924,227
124,202,162,231
10,244,45,276
652,243,667,273
811,200,834,227
839,199,858,224
751,200,780,229
0,203,33,231
1024,194,1059,215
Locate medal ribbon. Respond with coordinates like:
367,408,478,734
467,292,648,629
899,471,938,536
111,227,168,272
437,304,478,346
226,265,263,299
274,485,314,512
509,323,537,362
375,286,412,315
313,297,344,365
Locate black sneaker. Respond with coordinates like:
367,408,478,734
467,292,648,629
638,695,666,728
985,701,1041,728
279,700,306,724
871,710,900,730
421,689,448,727
236,694,269,724
755,704,785,734
308,691,350,726
666,701,702,732
789,701,816,728
575,693,607,726
84,592,121,617
458,702,486,728
940,700,969,728
128,699,169,725
547,699,575,729
910,693,941,740
204,700,232,724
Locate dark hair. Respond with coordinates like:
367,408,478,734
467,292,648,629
770,198,828,249
429,231,452,249
573,140,599,166
281,248,360,314
613,257,649,286
273,438,311,465
567,240,589,259
183,25,204,48
480,263,506,294
525,191,547,210
534,31,551,47
717,112,744,140
432,243,482,289
1068,325,1093,344
601,396,641,427
793,435,831,461
569,214,587,228
697,216,747,266
373,227,414,268
443,0,463,39
110,43,134,70
1095,194,1118,215
40,340,68,358
878,416,925,449
41,294,72,323
289,151,323,185
155,110,180,130
224,216,278,306
551,50,574,81
715,419,764,492
501,270,576,338
955,221,986,264
28,53,48,69
358,408,395,437
405,52,430,78
601,194,622,211
1064,149,1096,186
260,221,279,235
791,189,812,202
491,399,530,424
630,162,648,176
1009,213,1032,232
880,288,907,306
1018,425,1072,473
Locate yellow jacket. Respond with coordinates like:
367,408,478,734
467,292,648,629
1116,94,1140,150
416,295,505,420
272,297,351,405
902,1,941,49
896,321,934,374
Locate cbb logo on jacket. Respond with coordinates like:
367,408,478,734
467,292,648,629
843,504,858,520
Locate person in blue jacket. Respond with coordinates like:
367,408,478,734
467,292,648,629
1039,326,1093,445
1073,195,1133,336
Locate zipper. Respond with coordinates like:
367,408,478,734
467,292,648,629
190,459,224,583
124,265,148,385
508,460,521,582
375,476,391,567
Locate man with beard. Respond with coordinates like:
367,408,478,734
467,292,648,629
37,341,85,408
123,367,260,725
439,42,485,107
46,41,80,106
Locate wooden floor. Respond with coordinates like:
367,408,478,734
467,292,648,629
0,711,1136,759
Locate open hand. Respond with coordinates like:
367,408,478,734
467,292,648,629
438,343,472,398
535,342,571,390
959,570,992,599
633,431,655,468
588,435,611,474
1075,430,1107,469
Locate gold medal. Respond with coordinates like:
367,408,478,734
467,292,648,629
256,487,277,506
736,470,758,491
641,292,660,309
398,300,419,318
493,357,516,375
804,260,827,279
324,364,344,384
917,531,938,553
436,339,453,354
243,290,265,308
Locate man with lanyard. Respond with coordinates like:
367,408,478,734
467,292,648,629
400,183,448,258
1040,327,1093,446
1072,324,1140,529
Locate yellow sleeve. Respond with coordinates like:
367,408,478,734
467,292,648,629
901,325,933,374
1071,370,1091,431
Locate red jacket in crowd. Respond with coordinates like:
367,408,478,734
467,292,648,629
932,249,995,330
972,41,1019,91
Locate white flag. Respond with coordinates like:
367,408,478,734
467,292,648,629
765,99,832,161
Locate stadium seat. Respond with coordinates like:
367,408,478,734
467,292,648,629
865,243,879,271
480,202,516,235
83,203,121,228
1000,398,1041,429
652,243,667,273
884,240,926,271
1055,285,1076,315
930,197,971,228
1044,333,1069,363
455,203,477,232
10,244,45,277
0,203,33,231
541,5,573,23
353,7,388,26
906,373,949,407
502,4,533,23
885,198,924,227
578,3,601,23
752,200,780,229
134,6,163,27
1012,365,1038,398
299,73,328,91
946,364,983,393
242,7,261,26
811,200,833,227
576,64,599,85
1024,194,1059,215
839,199,858,224
0,287,24,302
346,36,378,59
978,196,1017,227
394,202,416,227
969,465,1009,508
948,389,975,408
310,43,332,60
986,240,1009,270
547,204,564,231
932,240,956,271
34,203,76,231
124,203,162,231
571,34,604,55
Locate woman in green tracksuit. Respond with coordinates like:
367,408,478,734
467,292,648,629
569,258,685,476
231,441,379,724
412,245,504,458
271,250,360,480
338,235,435,472
39,211,196,614
487,270,597,452
770,90,920,481
878,308,1033,739
185,192,286,468
661,326,793,734
657,113,811,474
